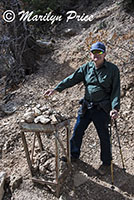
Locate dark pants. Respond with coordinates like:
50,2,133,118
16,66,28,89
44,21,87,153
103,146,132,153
70,106,112,165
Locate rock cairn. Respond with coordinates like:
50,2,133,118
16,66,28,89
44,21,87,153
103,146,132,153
21,104,69,125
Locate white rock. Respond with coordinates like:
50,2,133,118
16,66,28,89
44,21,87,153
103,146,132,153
36,40,53,48
52,97,57,102
34,115,51,124
20,119,25,123
40,105,49,112
34,116,41,123
36,104,41,109
59,195,67,200
40,117,51,124
63,28,76,36
41,114,50,118
0,171,6,200
23,112,35,123
33,107,42,116
50,114,58,124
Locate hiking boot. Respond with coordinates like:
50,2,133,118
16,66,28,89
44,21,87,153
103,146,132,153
60,156,79,163
97,164,111,176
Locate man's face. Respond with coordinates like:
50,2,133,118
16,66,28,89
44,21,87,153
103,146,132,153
90,50,106,67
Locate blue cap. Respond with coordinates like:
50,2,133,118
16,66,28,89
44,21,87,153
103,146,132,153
90,42,106,52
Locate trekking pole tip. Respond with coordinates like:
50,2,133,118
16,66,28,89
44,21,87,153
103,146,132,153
111,185,115,190
123,168,126,172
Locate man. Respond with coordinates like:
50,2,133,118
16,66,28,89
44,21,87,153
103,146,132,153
45,42,120,175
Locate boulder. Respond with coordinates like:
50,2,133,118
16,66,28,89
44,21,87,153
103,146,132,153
1,101,17,115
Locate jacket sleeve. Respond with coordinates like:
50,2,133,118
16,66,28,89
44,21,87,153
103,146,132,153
110,66,120,110
54,64,85,92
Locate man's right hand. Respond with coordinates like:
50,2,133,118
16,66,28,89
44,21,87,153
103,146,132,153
44,89,56,97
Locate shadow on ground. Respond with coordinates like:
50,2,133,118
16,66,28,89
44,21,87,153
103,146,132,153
59,159,134,200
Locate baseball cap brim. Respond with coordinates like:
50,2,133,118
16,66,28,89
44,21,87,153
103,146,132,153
90,42,106,53
91,48,105,52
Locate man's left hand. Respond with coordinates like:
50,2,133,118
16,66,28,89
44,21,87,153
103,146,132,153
110,109,118,119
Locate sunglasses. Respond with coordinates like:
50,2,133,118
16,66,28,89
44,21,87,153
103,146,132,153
91,50,104,55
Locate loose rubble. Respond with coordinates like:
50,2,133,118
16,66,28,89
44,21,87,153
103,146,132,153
34,151,56,180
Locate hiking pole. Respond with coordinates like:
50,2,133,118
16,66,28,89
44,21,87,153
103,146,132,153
114,120,126,172
109,120,114,190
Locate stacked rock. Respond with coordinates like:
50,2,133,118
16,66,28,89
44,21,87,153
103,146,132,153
22,104,68,125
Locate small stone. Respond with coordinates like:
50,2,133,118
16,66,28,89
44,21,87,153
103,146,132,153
33,107,42,116
26,108,32,112
50,114,58,124
39,165,46,174
34,116,41,123
20,119,25,123
52,97,57,102
40,105,49,112
59,194,67,200
36,40,54,53
34,115,51,124
36,40,53,48
43,110,51,115
63,28,76,37
44,157,55,171
36,104,41,109
23,112,35,123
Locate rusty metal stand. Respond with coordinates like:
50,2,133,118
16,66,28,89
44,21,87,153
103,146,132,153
20,120,71,197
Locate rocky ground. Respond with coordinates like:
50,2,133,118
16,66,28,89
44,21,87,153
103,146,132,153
0,0,134,199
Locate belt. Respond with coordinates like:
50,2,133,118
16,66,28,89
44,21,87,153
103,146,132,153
87,102,99,109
